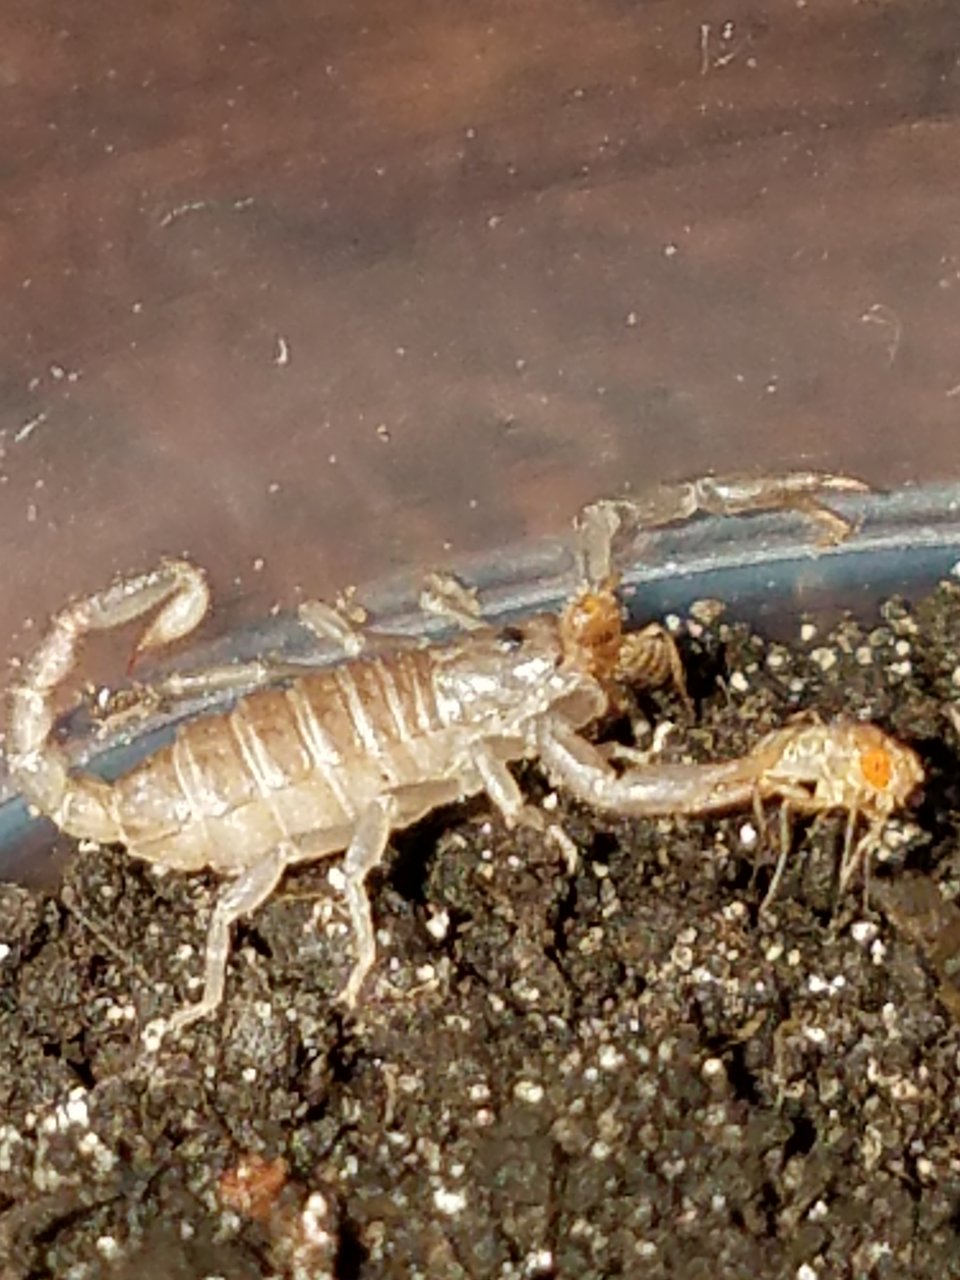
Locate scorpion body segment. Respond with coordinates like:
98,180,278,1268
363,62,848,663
6,469,916,1036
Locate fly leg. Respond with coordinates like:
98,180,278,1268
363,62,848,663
838,812,887,903
759,804,797,913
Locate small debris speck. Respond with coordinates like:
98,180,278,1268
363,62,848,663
96,1236,121,1260
810,647,837,672
425,908,450,941
514,1080,545,1104
433,1186,468,1216
850,920,878,945
598,1045,624,1070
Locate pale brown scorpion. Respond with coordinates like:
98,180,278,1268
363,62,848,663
5,471,923,1035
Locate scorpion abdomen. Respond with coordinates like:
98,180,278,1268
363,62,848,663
110,646,466,873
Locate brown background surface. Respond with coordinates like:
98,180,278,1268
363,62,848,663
3,0,960,670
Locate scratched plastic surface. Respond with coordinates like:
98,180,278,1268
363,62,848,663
4,478,960,887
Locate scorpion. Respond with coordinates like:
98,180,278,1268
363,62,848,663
6,470,923,1036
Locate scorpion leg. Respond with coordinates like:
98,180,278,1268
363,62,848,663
418,570,485,631
165,843,289,1036
576,468,870,580
298,598,367,657
302,591,447,654
470,739,589,873
132,659,320,706
335,796,397,1008
471,741,544,830
90,661,305,734
138,584,450,721
166,797,399,1027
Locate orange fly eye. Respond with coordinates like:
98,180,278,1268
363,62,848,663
859,746,893,792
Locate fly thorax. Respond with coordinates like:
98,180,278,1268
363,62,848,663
558,584,624,681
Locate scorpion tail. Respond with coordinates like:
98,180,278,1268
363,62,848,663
7,559,209,841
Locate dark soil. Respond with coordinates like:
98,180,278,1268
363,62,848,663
5,581,960,1279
